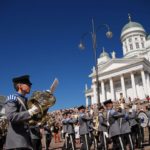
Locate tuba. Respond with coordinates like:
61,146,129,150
28,78,58,125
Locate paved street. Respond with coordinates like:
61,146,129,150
44,128,150,150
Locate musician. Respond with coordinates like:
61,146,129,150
78,105,92,150
86,109,95,148
30,124,42,150
66,111,77,150
118,106,134,150
128,105,143,148
43,122,52,150
98,106,108,150
62,112,68,150
62,112,68,139
103,99,125,150
146,105,150,144
5,75,40,150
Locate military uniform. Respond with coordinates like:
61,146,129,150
62,116,68,150
5,75,39,150
103,99,125,150
66,117,77,150
30,125,42,150
128,109,142,148
5,93,33,150
119,109,133,150
78,105,92,150
43,124,52,150
98,110,108,150
146,108,150,144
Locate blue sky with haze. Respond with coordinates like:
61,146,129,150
0,0,150,110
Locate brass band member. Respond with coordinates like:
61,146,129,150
98,106,108,150
146,105,150,145
103,99,125,150
78,105,92,150
5,75,40,150
66,111,77,150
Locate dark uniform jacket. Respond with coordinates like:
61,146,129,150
107,109,124,137
66,118,77,134
128,109,138,127
78,112,92,135
62,118,67,134
5,93,33,149
98,112,108,132
30,125,41,140
118,109,131,134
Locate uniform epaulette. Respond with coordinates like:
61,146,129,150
6,94,17,102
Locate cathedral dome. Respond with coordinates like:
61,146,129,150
100,50,109,58
98,48,110,65
121,21,144,33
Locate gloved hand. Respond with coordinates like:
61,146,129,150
140,117,144,123
28,105,40,116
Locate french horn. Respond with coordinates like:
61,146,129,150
28,78,58,125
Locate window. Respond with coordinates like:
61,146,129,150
135,43,139,49
141,43,144,48
129,44,133,50
141,37,143,41
129,38,132,42
126,45,128,52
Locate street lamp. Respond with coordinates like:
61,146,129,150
79,18,113,106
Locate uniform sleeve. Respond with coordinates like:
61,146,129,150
62,119,67,124
5,100,31,123
111,110,124,119
99,115,107,127
99,115,104,124
68,118,78,124
80,114,92,121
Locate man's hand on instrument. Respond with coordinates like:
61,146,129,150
28,105,40,116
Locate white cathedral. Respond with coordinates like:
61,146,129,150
85,17,150,106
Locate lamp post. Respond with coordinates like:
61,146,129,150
79,18,113,106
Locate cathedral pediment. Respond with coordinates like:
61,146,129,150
99,58,143,74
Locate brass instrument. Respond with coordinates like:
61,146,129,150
92,115,99,136
0,118,8,138
28,78,58,125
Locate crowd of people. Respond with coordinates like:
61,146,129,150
1,74,150,150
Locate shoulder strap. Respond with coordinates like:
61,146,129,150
17,97,28,110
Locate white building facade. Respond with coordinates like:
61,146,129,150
85,17,150,106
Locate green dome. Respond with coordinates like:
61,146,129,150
147,35,150,40
100,49,110,58
122,21,144,33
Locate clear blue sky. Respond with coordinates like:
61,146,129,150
0,0,150,111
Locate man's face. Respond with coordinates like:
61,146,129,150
79,108,85,113
106,103,113,109
18,83,31,94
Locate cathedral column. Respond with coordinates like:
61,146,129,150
92,83,97,104
146,72,150,95
130,72,137,98
109,78,115,101
120,75,126,98
101,80,105,101
141,70,148,96
147,72,150,96
86,96,89,107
